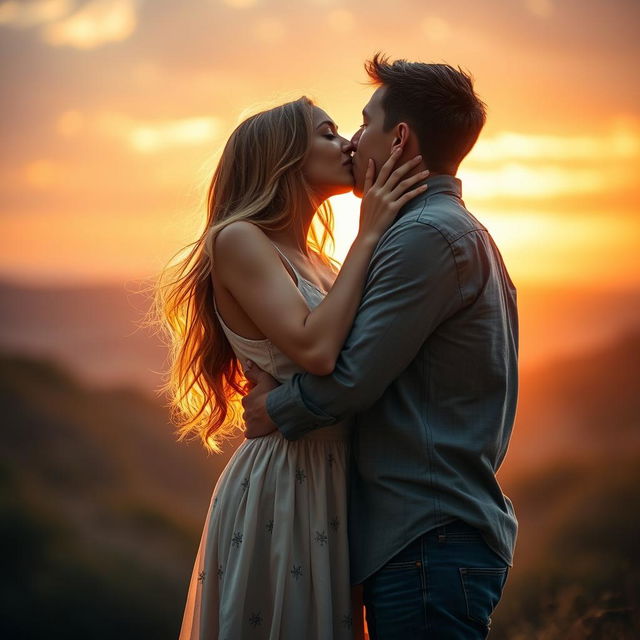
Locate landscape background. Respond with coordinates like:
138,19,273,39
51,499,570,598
1,0,638,637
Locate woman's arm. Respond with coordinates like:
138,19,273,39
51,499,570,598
213,152,429,375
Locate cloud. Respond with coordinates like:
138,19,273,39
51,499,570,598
459,163,634,199
421,16,451,42
481,213,618,251
0,0,73,27
22,159,69,188
220,0,259,8
252,17,285,44
96,112,224,153
327,9,354,33
471,127,640,163
460,122,640,199
0,0,138,48
479,212,638,286
42,0,138,49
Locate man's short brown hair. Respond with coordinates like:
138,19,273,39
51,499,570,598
365,53,487,174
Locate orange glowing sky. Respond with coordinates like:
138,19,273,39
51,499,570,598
1,0,639,288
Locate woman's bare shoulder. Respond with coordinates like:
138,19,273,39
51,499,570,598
212,222,279,283
213,220,270,254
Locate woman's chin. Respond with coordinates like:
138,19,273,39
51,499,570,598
325,182,355,198
338,182,355,196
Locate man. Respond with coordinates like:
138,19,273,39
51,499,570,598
242,54,518,639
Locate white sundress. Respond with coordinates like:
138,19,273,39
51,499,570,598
179,246,354,640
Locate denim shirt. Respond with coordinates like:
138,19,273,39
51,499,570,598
266,175,519,585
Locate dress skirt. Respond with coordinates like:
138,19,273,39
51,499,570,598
178,424,354,640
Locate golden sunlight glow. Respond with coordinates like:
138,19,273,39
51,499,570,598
459,164,630,199
23,160,67,189
0,0,71,27
43,0,138,49
0,0,638,291
421,17,452,42
460,122,639,199
326,9,355,33
221,0,259,9
129,118,223,154
252,17,286,44
94,112,224,153
324,188,639,285
470,126,640,162
326,194,640,287
480,212,639,285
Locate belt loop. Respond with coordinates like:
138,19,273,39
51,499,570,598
437,522,447,544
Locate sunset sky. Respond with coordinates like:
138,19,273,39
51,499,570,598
1,0,638,288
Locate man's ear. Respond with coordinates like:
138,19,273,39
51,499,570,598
390,122,411,153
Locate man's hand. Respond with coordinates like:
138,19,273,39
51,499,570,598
242,360,280,438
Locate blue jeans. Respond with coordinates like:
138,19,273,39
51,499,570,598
362,520,510,639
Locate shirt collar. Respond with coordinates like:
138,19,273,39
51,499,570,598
397,173,462,220
422,173,462,197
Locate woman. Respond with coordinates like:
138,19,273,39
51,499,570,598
155,97,428,639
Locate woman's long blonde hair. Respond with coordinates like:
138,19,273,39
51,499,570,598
151,97,336,453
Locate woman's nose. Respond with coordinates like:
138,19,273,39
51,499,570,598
350,128,363,147
340,137,356,153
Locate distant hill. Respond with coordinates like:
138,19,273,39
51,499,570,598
493,332,640,639
492,451,639,640
0,278,166,393
0,350,238,639
1,278,639,394
501,330,640,478
1,281,639,638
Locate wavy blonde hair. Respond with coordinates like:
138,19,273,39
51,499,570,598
150,97,337,453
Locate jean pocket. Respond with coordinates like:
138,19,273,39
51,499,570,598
459,567,508,626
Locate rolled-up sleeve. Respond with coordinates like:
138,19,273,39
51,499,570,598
266,219,463,440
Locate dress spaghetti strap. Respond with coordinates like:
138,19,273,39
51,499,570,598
270,242,300,286
269,242,329,295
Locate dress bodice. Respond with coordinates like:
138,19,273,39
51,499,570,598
214,243,350,439
213,243,328,385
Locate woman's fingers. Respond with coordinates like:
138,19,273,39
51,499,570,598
372,147,402,189
363,158,375,195
375,154,423,193
357,149,429,239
